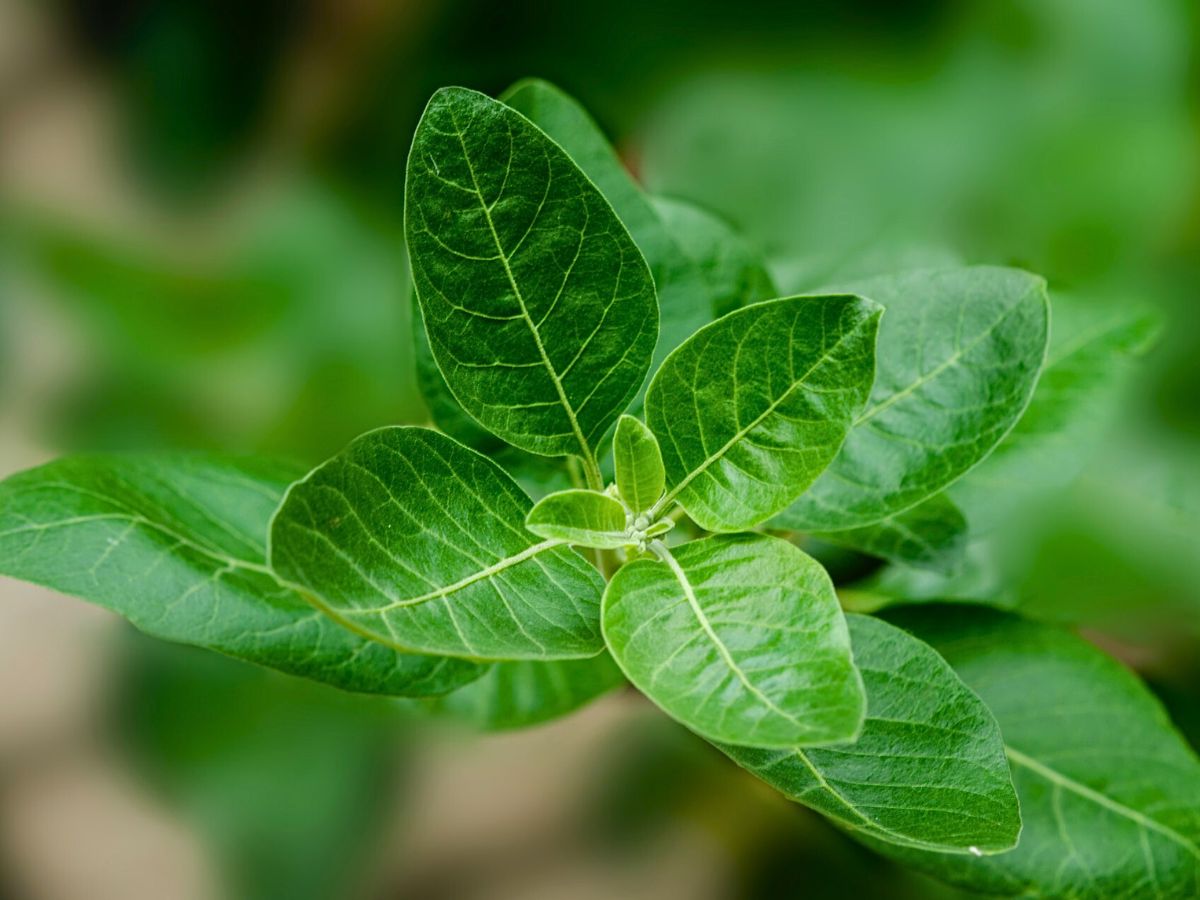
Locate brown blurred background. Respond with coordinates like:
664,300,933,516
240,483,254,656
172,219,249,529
1,1,1198,897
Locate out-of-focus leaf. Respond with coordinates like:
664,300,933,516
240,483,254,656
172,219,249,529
810,493,968,574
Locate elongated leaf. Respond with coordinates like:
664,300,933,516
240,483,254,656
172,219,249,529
952,297,1161,528
876,606,1200,898
645,295,881,532
602,534,865,748
613,414,665,514
414,652,626,731
811,493,968,574
649,195,777,318
501,79,710,368
721,614,1019,854
778,267,1049,531
406,86,658,461
526,488,628,549
0,454,482,696
269,427,605,661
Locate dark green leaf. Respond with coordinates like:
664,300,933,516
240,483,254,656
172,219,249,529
811,493,968,574
877,606,1200,898
0,454,481,696
779,267,1049,531
613,414,665,514
602,534,865,748
415,652,626,731
645,295,881,532
721,614,1019,854
526,488,628,549
269,427,605,661
406,87,658,465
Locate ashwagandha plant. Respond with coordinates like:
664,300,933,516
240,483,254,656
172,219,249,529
1,80,1196,898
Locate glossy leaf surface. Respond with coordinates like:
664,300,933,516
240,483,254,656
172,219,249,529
722,614,1019,854
779,267,1049,530
878,606,1200,898
406,87,658,460
603,534,865,748
645,294,881,532
270,427,605,661
0,454,481,696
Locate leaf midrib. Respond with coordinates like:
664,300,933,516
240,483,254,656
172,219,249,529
656,306,874,512
1005,746,1200,860
447,105,597,472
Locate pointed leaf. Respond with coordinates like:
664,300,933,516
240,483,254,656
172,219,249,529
414,652,626,731
809,493,968,574
269,427,605,661
405,86,658,460
876,606,1200,898
779,267,1049,531
602,534,865,748
613,414,665,514
0,455,482,696
645,295,881,532
526,488,628,549
501,79,712,370
720,614,1019,854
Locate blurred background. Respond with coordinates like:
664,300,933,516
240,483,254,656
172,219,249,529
0,0,1197,897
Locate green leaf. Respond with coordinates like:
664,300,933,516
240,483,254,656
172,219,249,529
649,195,777,318
645,294,881,532
778,267,1049,531
602,534,865,748
411,290,500,450
405,86,658,464
811,493,968,574
720,614,1019,854
500,79,710,370
952,296,1161,528
415,652,626,731
0,454,481,696
269,427,606,661
613,414,665,514
526,488,628,549
876,606,1200,898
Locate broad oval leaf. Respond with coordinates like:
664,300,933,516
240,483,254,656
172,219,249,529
0,454,482,696
406,86,658,461
269,427,605,661
778,267,1049,531
602,534,865,748
877,606,1200,899
809,493,968,575
721,614,1019,854
613,415,665,514
526,488,628,549
413,652,626,731
645,294,881,532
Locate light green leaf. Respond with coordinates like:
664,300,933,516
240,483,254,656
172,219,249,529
405,86,658,465
876,606,1200,898
720,614,1019,854
649,195,777,318
952,296,1161,529
645,294,881,532
500,78,710,369
414,652,626,731
613,414,665,514
810,493,968,574
778,267,1049,531
602,534,865,748
0,454,482,696
269,427,605,661
526,488,628,549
